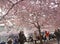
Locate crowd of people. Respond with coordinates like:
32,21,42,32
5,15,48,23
0,29,60,44
0,31,26,44
7,31,26,44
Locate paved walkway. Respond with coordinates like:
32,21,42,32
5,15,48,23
43,40,58,44
24,39,60,44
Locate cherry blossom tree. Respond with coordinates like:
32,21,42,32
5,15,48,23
0,0,60,44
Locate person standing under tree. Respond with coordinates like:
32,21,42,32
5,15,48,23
33,31,37,44
45,31,49,41
7,38,13,44
54,29,60,44
18,31,26,44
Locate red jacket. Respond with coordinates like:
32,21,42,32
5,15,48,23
45,31,49,37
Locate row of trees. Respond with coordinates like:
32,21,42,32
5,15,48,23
0,0,60,44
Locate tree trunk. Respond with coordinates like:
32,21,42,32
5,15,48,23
38,28,43,44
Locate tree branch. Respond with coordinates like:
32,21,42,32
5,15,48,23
7,0,14,4
36,21,40,29
31,23,38,28
0,0,23,20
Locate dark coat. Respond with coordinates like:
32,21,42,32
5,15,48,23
7,40,12,44
54,31,60,39
18,32,26,43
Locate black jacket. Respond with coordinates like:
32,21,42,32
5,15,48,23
18,33,26,42
54,31,60,39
